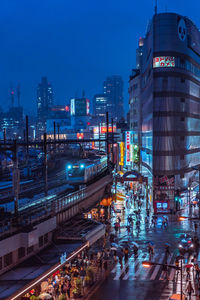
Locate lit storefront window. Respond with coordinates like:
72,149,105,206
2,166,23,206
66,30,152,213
153,56,175,68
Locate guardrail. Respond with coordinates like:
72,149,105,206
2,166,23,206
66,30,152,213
0,175,112,240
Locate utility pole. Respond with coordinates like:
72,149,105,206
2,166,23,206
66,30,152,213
111,118,114,169
43,133,48,196
3,128,6,144
199,167,200,219
106,112,109,172
12,140,20,217
54,121,56,141
99,123,101,151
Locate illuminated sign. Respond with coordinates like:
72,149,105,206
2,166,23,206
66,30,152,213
119,142,124,166
86,99,90,115
70,99,75,115
77,133,84,139
125,131,131,166
153,56,175,68
93,126,116,134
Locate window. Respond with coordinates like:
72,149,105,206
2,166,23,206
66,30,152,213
181,78,185,83
180,136,185,141
39,236,44,248
181,98,185,103
181,117,185,122
4,252,12,267
18,247,25,259
180,155,184,160
27,246,34,255
44,233,48,244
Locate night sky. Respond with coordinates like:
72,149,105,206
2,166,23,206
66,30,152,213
0,0,200,116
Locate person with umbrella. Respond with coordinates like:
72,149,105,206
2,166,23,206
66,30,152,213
133,242,139,259
147,242,154,260
164,243,171,262
186,281,194,299
117,249,124,268
162,263,169,280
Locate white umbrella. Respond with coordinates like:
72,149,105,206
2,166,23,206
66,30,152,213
132,241,139,248
110,247,118,250
39,292,52,299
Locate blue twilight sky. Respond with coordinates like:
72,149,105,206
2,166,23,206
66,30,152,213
0,0,200,116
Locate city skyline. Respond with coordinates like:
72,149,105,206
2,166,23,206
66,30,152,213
1,0,200,115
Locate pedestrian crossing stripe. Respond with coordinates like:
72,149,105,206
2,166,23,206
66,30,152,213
111,252,197,282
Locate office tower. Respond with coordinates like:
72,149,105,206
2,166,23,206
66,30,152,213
103,75,124,121
36,77,53,137
93,94,107,121
129,12,200,212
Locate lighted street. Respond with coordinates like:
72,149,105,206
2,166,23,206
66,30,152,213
93,183,199,300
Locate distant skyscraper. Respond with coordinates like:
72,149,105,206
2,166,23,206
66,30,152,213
37,77,53,121
93,94,107,121
36,77,53,137
103,75,124,121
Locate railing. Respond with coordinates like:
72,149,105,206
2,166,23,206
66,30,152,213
0,175,112,240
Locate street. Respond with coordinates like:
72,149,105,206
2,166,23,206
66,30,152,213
93,183,199,300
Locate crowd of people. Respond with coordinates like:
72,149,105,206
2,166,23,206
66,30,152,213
22,246,114,300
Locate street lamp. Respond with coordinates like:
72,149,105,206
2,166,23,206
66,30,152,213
142,259,184,300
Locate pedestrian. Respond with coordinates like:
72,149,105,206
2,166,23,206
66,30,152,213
186,268,191,281
194,223,198,233
119,255,123,268
127,225,130,235
165,244,171,260
195,263,200,280
124,247,129,264
147,244,154,260
186,281,194,299
114,222,119,234
162,264,169,280
103,259,108,276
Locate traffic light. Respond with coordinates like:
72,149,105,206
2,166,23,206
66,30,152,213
175,190,181,211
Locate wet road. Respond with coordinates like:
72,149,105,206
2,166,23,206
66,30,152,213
93,186,199,299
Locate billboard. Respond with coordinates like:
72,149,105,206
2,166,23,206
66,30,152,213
153,56,175,68
125,131,131,166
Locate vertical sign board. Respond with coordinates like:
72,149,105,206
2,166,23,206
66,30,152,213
125,131,131,166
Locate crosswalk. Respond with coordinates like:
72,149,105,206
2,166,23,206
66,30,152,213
110,250,196,282
110,251,197,299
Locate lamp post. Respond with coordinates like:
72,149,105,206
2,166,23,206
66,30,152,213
188,186,193,216
142,259,184,300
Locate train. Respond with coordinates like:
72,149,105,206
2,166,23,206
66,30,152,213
66,153,107,184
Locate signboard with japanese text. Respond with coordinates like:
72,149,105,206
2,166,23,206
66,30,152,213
125,131,131,166
154,175,174,190
153,56,175,68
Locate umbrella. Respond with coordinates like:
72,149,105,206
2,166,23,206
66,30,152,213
185,264,193,268
132,241,139,248
111,242,119,248
39,292,52,299
146,241,155,246
110,247,118,251
116,249,123,258
165,243,170,246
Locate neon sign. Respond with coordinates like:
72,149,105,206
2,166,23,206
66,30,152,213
153,56,175,68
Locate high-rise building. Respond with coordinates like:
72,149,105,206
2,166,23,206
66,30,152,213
129,12,200,213
36,77,53,137
93,94,107,121
103,75,124,121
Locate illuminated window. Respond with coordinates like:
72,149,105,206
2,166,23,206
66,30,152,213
153,56,175,68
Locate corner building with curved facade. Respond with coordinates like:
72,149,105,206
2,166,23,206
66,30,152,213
129,12,200,212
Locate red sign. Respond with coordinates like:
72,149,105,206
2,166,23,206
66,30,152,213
77,133,84,139
126,131,130,165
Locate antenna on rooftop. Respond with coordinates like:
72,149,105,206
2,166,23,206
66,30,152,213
155,0,158,15
10,86,14,107
17,83,20,106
